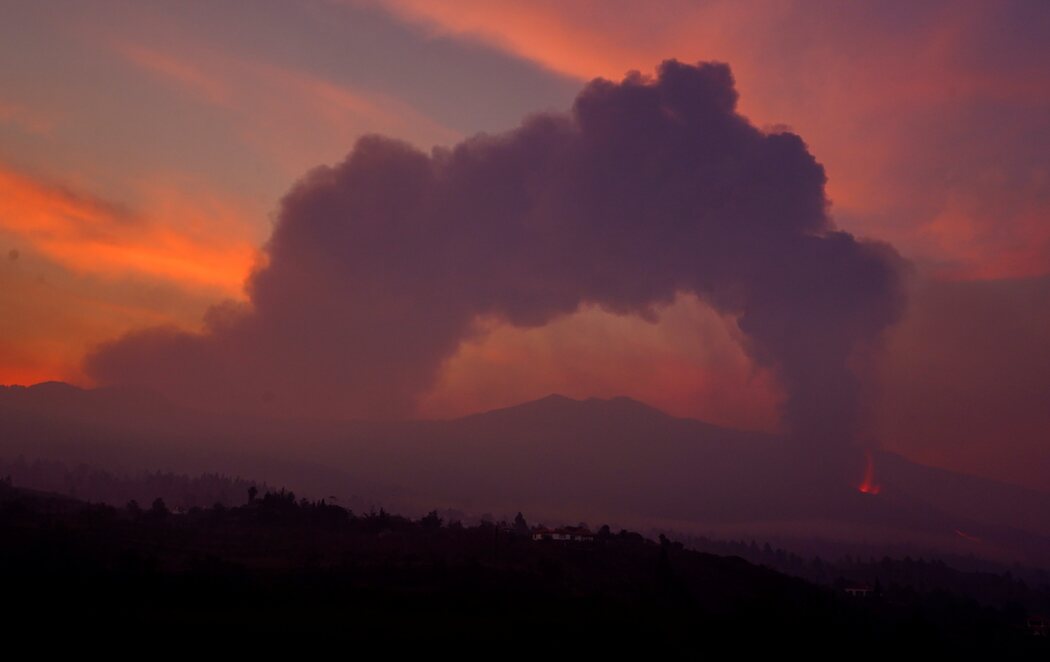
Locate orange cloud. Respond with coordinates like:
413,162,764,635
0,227,225,386
378,0,649,81
114,42,230,106
0,166,257,295
3,30,460,389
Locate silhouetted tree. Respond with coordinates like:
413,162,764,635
248,485,258,502
513,512,529,536
421,510,443,529
150,497,169,520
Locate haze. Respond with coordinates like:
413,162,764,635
1,1,1048,562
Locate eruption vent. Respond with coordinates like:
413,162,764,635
858,450,881,495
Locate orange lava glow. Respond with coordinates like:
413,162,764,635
858,450,881,495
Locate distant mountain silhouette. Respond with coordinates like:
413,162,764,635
2,382,1048,565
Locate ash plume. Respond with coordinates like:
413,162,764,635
86,60,907,477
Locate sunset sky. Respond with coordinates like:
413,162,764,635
1,1,1048,490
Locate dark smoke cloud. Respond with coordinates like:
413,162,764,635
86,61,906,467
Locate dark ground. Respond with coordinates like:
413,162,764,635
2,482,1047,653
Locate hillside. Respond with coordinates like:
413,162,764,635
1,482,1045,650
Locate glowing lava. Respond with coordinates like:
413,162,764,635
858,450,881,495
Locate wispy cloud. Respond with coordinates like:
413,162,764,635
112,39,460,177
0,165,258,294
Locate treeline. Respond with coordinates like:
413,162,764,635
1,482,1047,652
0,456,266,510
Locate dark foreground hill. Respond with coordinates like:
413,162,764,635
1,483,1046,652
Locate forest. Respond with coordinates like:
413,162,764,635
2,478,1047,651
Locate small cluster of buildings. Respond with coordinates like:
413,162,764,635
531,526,595,543
843,583,874,598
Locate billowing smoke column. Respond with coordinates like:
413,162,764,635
87,61,906,475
